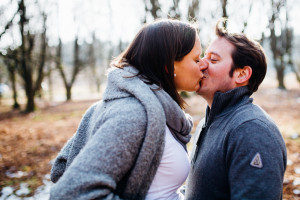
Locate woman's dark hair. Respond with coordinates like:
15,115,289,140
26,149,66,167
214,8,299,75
215,19,267,95
112,19,198,108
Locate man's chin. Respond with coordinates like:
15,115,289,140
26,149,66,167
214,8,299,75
196,87,203,95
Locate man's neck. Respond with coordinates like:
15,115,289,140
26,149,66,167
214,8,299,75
202,95,213,108
207,101,212,108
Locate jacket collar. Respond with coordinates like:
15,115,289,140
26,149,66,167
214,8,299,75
205,86,252,126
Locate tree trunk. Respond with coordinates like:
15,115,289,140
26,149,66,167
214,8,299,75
25,80,35,112
47,68,53,101
66,85,72,101
290,64,300,83
96,79,101,93
19,0,36,113
221,0,228,27
4,56,20,109
188,0,200,20
9,67,20,109
34,12,47,94
276,64,286,89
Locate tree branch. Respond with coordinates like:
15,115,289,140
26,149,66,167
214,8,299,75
0,10,19,40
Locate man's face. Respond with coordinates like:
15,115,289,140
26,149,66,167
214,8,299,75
197,37,238,106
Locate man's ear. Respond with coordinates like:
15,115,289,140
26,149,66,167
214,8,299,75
234,66,252,85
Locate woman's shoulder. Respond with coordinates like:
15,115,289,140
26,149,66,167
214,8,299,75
103,97,146,121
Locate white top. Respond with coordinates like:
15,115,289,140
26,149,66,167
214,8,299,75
145,126,190,200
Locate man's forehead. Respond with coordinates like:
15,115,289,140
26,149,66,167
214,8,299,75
205,39,219,54
205,38,233,56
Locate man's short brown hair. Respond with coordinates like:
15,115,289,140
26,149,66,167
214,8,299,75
215,19,267,94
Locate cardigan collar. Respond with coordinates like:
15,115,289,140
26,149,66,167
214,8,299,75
103,66,192,147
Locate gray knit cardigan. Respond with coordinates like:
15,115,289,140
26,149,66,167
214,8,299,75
50,66,193,200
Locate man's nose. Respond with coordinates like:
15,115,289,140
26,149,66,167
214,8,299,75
199,58,208,71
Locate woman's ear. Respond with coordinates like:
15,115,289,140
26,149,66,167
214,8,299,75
234,66,252,85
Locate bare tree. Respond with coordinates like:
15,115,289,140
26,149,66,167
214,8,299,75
2,50,20,109
56,37,84,101
291,63,300,83
0,11,19,40
0,0,49,112
168,0,181,19
143,0,161,22
221,0,228,27
268,0,292,89
188,0,200,20
241,2,253,33
88,33,101,93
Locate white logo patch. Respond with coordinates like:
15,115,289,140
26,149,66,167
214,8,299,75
250,153,263,168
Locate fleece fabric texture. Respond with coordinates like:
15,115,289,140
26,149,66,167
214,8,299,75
50,66,193,200
186,86,287,200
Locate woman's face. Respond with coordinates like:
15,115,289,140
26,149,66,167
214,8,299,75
174,36,207,93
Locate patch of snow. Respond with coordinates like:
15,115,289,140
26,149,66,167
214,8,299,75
5,171,28,178
293,189,300,195
290,133,299,139
16,183,30,196
293,179,300,186
287,159,293,166
295,167,300,174
0,186,14,200
0,174,53,200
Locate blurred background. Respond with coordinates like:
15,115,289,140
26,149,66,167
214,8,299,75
0,0,299,199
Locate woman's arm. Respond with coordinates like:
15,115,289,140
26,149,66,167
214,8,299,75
50,98,147,200
50,135,75,183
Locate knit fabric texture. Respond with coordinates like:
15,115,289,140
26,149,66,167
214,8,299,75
50,66,193,200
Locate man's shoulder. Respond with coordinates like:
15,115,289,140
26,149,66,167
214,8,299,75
229,102,274,126
227,104,284,145
210,102,279,139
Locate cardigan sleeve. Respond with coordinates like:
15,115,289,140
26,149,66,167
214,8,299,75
50,103,97,183
226,119,286,200
50,98,147,200
50,135,75,183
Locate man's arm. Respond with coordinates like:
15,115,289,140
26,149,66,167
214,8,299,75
226,119,286,200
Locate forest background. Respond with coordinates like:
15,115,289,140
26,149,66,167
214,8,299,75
0,0,300,199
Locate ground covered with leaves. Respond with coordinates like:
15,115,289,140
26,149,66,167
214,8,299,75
0,86,299,199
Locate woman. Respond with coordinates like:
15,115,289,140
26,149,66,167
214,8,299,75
50,19,207,200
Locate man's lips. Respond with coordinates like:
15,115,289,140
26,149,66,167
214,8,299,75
199,75,206,83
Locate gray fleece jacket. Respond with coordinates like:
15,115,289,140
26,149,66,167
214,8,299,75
50,66,193,200
186,86,287,200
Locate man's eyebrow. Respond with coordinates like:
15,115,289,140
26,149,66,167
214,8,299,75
205,51,221,57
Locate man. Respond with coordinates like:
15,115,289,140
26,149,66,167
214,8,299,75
186,20,287,200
